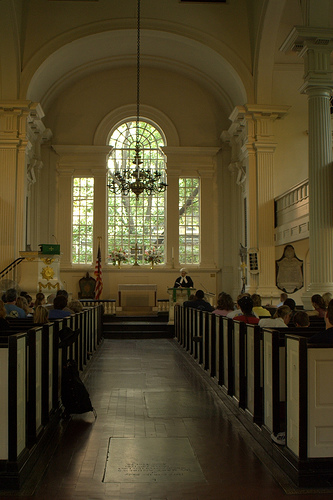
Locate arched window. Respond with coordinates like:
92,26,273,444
107,120,167,265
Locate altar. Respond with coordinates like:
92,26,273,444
117,284,158,315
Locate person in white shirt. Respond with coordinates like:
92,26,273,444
227,293,250,319
276,292,288,308
259,305,291,329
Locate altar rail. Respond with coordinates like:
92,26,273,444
174,305,333,487
0,304,103,489
79,298,169,314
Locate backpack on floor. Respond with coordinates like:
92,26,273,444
61,359,96,416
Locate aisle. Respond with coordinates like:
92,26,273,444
2,339,330,499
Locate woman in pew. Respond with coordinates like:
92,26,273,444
234,296,259,324
16,296,33,317
34,292,46,308
33,305,49,324
212,293,234,316
258,305,291,328
308,299,333,344
251,293,271,317
310,294,327,318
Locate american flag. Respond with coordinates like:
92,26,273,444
94,243,103,299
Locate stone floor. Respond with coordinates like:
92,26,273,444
1,338,332,499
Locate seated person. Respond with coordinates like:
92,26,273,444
48,295,72,320
212,293,234,316
293,310,310,327
276,292,288,308
234,296,259,324
68,300,83,313
310,294,327,318
322,292,332,309
174,268,194,288
4,288,26,318
34,292,46,308
227,293,249,319
48,290,74,313
33,305,49,324
16,296,33,317
259,305,291,328
283,298,296,320
183,289,214,312
45,293,56,309
0,299,10,330
251,294,271,317
308,299,333,344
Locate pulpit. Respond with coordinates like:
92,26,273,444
167,287,196,324
19,247,63,295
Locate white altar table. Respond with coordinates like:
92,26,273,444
118,284,157,313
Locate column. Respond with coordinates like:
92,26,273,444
281,27,333,306
301,41,333,301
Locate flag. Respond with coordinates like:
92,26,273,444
94,243,103,300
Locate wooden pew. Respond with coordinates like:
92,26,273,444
0,333,28,488
245,324,263,425
231,320,247,410
262,326,325,438
285,335,333,486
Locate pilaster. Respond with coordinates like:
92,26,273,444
225,105,289,299
0,101,46,270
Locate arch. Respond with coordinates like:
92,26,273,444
254,0,288,103
22,25,251,114
94,104,180,147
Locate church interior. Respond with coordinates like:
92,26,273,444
1,0,333,498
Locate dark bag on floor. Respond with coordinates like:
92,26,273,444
61,359,94,415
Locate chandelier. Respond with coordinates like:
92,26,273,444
107,0,167,198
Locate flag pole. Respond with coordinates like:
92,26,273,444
94,237,103,300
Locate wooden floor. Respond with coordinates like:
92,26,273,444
2,338,333,500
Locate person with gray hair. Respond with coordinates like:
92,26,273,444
174,268,194,288
4,288,26,318
259,305,291,329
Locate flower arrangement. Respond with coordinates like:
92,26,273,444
108,248,128,266
144,247,162,266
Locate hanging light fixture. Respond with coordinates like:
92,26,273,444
108,0,167,198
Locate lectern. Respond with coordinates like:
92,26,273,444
167,287,196,324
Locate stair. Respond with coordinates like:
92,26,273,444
103,312,174,339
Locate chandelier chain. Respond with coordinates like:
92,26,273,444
136,0,141,147
107,0,167,198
